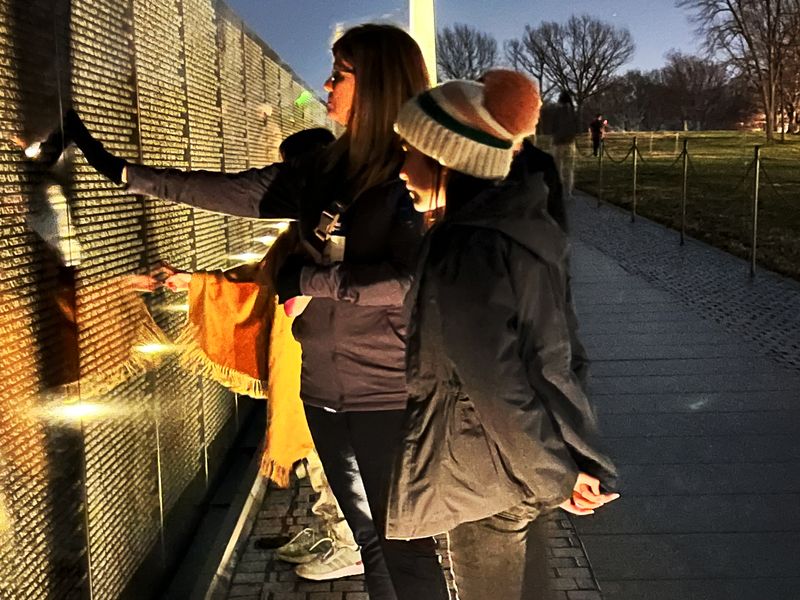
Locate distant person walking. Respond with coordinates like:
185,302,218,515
552,91,578,197
589,114,607,157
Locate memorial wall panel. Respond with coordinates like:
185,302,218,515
0,0,88,597
70,0,161,597
182,0,227,272
0,0,333,596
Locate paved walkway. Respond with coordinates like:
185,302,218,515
569,193,800,599
224,475,599,600
220,192,800,600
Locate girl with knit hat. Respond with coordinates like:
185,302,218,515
388,70,619,599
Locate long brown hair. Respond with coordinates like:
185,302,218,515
326,24,430,196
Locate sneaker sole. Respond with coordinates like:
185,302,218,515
295,561,365,581
275,551,323,565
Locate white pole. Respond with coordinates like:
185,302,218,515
409,0,437,84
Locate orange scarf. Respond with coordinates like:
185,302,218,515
177,259,313,487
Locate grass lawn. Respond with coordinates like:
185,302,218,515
539,131,800,280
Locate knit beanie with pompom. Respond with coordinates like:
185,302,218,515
394,69,541,179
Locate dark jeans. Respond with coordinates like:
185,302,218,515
304,405,449,600
448,502,556,600
592,136,602,156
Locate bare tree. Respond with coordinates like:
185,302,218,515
504,36,554,100
661,51,732,128
516,15,634,118
677,0,800,140
436,24,499,80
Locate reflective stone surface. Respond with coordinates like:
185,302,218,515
0,0,332,597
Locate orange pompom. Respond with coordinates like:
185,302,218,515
481,69,541,137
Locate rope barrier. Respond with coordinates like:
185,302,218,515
602,144,634,164
759,163,789,201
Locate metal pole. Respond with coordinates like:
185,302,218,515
597,139,604,207
631,136,638,223
750,145,761,276
680,139,688,245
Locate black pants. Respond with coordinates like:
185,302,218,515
304,405,449,600
448,502,555,600
592,136,602,156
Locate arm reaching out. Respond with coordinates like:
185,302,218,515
66,110,302,219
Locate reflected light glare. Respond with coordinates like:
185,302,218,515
254,235,277,246
161,303,189,313
53,402,108,420
275,221,290,233
228,252,263,263
34,400,123,423
24,141,42,158
134,342,178,355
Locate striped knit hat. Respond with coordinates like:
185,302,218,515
394,69,541,179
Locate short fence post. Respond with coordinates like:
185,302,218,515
680,139,688,245
649,131,654,154
597,140,604,207
674,132,679,155
750,145,761,277
631,136,638,223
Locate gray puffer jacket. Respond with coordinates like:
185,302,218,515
126,156,422,412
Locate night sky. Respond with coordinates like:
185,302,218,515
225,0,701,95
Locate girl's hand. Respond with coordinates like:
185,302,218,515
154,261,191,292
559,472,620,516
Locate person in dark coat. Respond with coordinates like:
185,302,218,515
589,113,607,156
64,24,449,600
390,69,619,599
551,90,578,196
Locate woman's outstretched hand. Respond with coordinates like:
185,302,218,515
63,109,127,184
559,472,620,516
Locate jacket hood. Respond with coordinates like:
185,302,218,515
445,172,568,267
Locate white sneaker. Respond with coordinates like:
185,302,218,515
294,544,364,581
275,528,331,564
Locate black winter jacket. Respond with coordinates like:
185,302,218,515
126,157,423,412
385,173,616,539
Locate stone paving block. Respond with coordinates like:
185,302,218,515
234,572,268,585
239,561,269,574
567,592,603,600
331,582,363,592
556,568,593,579
296,582,332,592
229,584,263,597
344,594,369,600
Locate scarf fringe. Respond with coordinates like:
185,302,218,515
175,324,269,400
79,310,173,396
260,457,293,488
